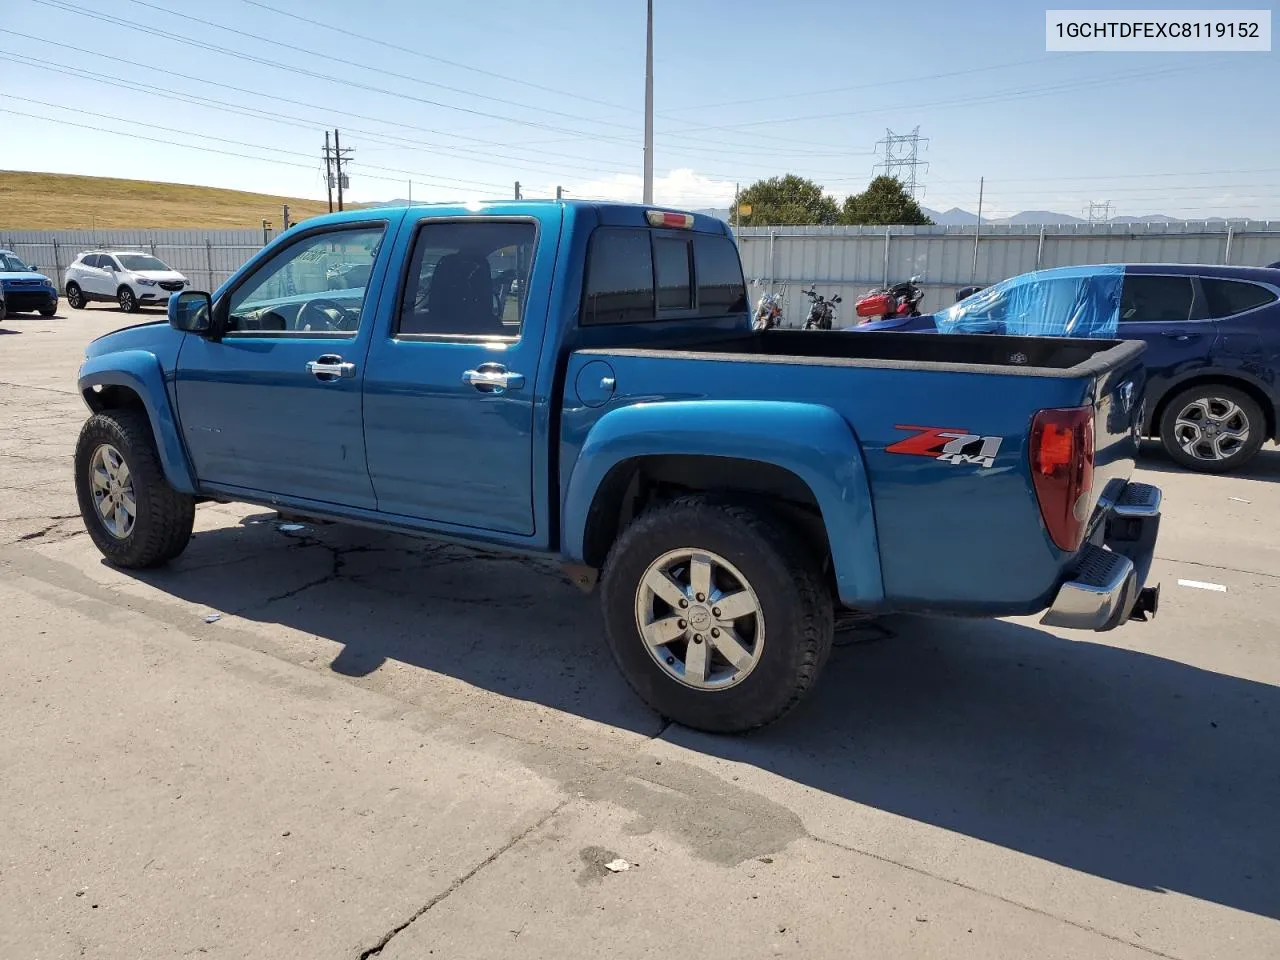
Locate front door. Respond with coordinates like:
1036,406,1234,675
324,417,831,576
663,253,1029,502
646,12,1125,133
83,255,116,297
362,214,552,535
175,220,394,508
1118,271,1220,408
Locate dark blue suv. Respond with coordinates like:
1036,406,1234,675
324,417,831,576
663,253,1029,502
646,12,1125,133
856,263,1280,473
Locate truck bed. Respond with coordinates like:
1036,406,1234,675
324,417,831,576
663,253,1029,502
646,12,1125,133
577,329,1144,378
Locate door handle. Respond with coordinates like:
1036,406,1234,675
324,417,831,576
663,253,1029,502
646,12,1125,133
306,355,356,380
462,364,525,394
1162,333,1198,342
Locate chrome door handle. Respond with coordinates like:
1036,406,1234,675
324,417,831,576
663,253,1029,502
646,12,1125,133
1163,333,1197,342
306,355,356,379
462,364,525,394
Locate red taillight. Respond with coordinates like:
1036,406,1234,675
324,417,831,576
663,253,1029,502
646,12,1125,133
1030,406,1095,552
645,210,694,229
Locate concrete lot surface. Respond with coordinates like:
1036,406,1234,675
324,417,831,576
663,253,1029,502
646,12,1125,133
2,305,1278,960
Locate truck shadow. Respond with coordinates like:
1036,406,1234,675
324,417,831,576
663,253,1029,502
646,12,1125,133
125,516,1279,922
1138,439,1280,482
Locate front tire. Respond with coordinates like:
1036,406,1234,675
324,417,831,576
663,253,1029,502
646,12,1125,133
66,283,85,309
1159,385,1265,473
117,286,138,313
75,409,195,568
39,304,57,318
600,496,833,733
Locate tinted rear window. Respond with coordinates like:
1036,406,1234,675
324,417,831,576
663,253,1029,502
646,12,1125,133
1202,278,1277,318
582,228,655,325
1121,275,1196,322
654,237,692,310
695,234,748,315
581,226,747,325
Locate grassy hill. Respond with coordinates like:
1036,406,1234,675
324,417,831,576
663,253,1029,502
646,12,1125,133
0,171,335,230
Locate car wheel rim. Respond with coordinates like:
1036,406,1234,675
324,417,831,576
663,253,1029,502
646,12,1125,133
121,291,134,310
634,547,765,691
90,443,137,539
1173,397,1250,462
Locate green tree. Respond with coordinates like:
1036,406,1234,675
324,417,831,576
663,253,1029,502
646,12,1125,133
735,175,840,226
840,176,934,226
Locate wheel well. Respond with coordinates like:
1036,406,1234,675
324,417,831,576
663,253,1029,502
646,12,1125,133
1150,376,1276,441
65,279,80,289
83,383,147,415
581,454,832,571
117,284,134,297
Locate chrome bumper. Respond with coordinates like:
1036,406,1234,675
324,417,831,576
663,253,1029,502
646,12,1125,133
1041,481,1162,632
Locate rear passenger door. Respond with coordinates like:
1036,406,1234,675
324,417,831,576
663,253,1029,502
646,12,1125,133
362,214,552,536
1118,272,1220,418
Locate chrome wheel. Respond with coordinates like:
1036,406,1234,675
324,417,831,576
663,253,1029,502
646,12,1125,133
89,443,136,539
634,547,765,690
1173,397,1250,462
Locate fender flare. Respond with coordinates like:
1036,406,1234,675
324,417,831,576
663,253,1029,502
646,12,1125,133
562,400,884,606
78,350,197,494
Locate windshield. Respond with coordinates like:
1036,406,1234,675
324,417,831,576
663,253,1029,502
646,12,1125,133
0,253,30,272
116,254,171,272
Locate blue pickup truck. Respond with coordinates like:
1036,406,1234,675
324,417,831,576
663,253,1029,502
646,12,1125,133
73,202,1163,732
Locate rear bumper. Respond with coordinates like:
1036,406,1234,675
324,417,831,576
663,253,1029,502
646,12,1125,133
1040,481,1162,632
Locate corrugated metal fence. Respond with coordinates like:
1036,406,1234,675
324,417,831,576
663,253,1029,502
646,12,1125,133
6,222,1280,323
735,220,1280,327
0,229,270,295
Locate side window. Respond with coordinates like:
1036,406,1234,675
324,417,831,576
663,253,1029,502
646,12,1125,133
582,228,655,325
83,255,101,269
397,220,536,338
1202,278,1277,318
1120,275,1196,322
694,234,747,315
225,224,386,337
654,236,693,311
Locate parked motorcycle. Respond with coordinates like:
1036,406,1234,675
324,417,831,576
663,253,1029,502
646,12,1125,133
854,276,924,324
753,291,784,330
801,287,841,330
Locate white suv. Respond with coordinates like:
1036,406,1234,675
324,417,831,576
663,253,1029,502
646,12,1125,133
64,251,189,313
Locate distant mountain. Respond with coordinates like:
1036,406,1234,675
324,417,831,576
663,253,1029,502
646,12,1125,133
923,208,1243,226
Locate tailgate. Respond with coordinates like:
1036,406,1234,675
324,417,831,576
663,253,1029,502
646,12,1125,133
1082,345,1147,535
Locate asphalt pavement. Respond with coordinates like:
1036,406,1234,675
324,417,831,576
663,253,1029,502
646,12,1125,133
2,304,1278,960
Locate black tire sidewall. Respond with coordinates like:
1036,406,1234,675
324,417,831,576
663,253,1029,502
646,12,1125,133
601,501,832,733
74,411,192,567
66,284,84,309
1159,385,1265,473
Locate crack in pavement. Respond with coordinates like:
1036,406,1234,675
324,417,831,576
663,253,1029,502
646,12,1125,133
1156,555,1280,582
809,834,1187,960
356,799,571,959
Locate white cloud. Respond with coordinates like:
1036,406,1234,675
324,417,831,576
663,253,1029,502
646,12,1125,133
549,168,738,209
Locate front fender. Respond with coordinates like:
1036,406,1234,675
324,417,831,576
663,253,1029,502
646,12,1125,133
78,350,197,494
562,400,884,606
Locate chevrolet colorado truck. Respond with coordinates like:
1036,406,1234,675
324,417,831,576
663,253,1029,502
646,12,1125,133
73,202,1162,732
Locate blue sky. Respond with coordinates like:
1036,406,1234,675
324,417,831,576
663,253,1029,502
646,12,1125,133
1,0,1277,218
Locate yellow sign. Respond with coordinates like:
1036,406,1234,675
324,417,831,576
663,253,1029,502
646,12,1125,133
738,203,752,216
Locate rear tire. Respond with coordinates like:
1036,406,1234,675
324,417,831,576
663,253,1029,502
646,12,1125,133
600,496,833,733
66,283,85,309
1159,384,1265,473
75,409,195,568
117,286,138,313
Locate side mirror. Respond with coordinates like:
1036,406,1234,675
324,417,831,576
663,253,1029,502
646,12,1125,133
169,290,213,335
28,264,39,272
104,262,116,272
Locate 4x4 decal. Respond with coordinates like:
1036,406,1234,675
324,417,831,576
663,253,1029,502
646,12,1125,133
886,425,1004,468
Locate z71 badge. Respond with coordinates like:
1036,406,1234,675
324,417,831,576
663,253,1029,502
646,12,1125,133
886,425,1004,468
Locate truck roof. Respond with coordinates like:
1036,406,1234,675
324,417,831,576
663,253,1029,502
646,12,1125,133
302,200,734,236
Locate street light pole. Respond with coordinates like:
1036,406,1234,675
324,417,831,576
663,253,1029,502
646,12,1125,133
642,0,654,205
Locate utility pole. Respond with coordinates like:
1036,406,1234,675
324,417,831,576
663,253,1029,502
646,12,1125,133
874,126,930,200
408,180,412,204
281,203,290,231
323,131,334,213
971,176,984,283
514,181,522,200
332,128,353,211
642,0,654,204
556,185,563,201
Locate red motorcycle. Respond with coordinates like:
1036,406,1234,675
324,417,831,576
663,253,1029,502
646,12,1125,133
854,276,924,324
